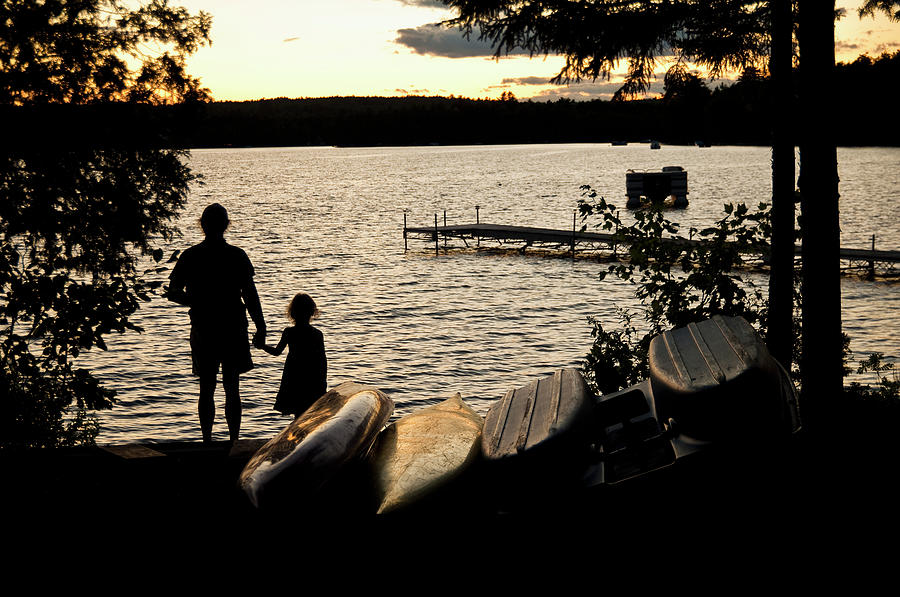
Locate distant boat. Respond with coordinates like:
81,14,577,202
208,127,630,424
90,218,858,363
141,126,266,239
650,140,661,149
695,140,711,148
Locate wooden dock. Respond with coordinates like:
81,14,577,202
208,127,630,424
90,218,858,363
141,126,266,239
403,218,900,275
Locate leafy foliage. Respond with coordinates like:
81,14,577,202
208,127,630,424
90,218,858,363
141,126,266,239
440,1,898,101
858,0,900,21
583,310,649,396
0,0,211,105
578,187,773,394
847,352,900,401
442,0,770,99
1,0,209,450
579,187,897,411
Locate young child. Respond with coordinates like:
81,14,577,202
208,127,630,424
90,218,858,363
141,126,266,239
257,293,327,418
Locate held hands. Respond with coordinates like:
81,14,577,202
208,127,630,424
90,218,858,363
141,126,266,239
252,327,266,349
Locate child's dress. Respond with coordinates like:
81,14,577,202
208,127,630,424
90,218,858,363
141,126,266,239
272,324,327,417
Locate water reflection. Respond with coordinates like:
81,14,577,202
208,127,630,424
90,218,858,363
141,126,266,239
86,144,899,444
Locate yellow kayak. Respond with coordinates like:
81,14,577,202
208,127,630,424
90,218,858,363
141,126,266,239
367,393,483,516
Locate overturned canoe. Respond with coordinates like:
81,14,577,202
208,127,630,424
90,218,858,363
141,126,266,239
648,314,800,443
481,368,597,504
584,315,801,487
239,381,393,509
482,368,594,463
367,394,483,516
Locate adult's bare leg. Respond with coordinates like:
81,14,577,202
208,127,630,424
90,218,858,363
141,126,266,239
223,368,241,443
198,372,217,443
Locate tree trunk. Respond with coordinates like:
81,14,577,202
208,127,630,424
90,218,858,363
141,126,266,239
767,0,796,372
798,0,842,429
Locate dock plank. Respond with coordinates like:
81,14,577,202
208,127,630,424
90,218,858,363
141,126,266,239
405,222,900,267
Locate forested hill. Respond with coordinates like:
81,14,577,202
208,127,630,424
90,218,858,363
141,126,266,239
174,52,899,149
182,91,894,148
7,52,898,149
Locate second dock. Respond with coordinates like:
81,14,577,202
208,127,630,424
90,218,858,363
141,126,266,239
403,214,900,276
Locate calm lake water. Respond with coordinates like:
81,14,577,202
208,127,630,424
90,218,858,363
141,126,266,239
85,143,900,445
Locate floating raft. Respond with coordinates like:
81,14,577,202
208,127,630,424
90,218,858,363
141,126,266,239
626,166,688,208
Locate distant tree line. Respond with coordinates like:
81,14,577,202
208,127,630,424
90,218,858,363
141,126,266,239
7,51,896,150
164,51,897,148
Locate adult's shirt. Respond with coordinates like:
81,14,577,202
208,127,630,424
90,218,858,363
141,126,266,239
168,238,259,331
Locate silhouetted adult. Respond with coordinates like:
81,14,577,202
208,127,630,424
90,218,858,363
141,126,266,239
167,203,266,443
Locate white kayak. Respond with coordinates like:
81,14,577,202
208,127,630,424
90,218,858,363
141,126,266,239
239,381,393,509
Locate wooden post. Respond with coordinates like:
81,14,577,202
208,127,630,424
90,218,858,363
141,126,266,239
443,210,447,248
403,211,408,251
571,211,576,260
476,205,480,247
868,233,876,279
613,210,619,257
434,213,439,256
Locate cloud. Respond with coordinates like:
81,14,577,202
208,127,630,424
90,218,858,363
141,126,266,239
487,68,690,101
873,40,900,53
501,76,557,86
836,40,862,52
394,23,531,58
283,37,300,43
395,86,436,96
394,0,447,7
529,85,628,101
530,78,671,101
477,77,632,101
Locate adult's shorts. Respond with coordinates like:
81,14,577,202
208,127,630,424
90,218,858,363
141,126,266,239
190,324,253,378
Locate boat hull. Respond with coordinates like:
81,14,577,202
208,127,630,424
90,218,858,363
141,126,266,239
239,381,393,509
480,368,596,506
584,316,801,488
367,394,483,515
482,368,594,463
648,315,800,443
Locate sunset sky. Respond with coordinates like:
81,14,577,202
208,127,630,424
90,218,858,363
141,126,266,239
173,0,900,102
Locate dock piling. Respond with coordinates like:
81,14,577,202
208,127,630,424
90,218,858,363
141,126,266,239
572,211,576,260
476,205,480,247
868,234,876,279
613,210,619,257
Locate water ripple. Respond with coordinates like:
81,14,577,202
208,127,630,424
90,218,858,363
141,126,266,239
83,144,900,444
